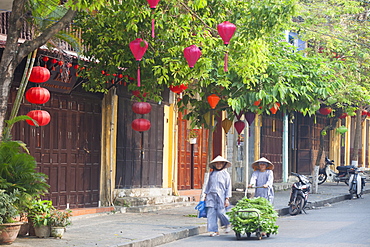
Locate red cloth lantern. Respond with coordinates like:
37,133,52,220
217,21,236,72
132,102,152,115
362,110,368,116
25,87,50,104
270,103,281,114
146,0,161,38
130,38,148,87
184,45,201,68
26,110,51,126
169,84,188,94
319,107,332,115
132,118,151,132
207,94,220,109
29,66,50,83
339,112,348,119
234,120,245,145
244,112,256,125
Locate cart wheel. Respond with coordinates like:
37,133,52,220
256,232,262,240
235,232,241,240
246,232,251,238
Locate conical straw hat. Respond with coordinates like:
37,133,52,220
251,157,274,170
209,155,232,168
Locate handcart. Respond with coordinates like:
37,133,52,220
233,208,270,240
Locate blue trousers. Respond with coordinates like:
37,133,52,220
207,207,230,232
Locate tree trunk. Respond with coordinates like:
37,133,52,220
312,117,339,193
351,109,362,164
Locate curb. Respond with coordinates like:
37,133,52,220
121,225,207,247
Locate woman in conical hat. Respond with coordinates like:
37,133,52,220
248,157,275,203
204,155,232,236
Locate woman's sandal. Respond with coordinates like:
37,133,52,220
209,232,219,237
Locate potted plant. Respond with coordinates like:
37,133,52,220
0,139,50,236
188,129,198,144
0,189,23,245
28,199,54,238
49,209,72,238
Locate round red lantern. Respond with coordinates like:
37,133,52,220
132,118,151,132
169,84,188,94
26,110,51,126
132,102,152,115
184,45,202,68
29,66,50,83
25,87,50,104
339,112,348,119
319,107,332,115
362,110,368,116
207,94,220,109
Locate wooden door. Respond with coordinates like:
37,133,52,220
260,114,283,182
177,111,208,190
9,88,102,209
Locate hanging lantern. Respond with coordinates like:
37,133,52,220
207,94,220,109
29,66,50,83
129,38,148,87
339,112,348,119
132,118,151,132
25,87,50,104
362,110,368,116
146,0,161,38
244,112,256,125
132,102,152,115
169,84,188,94
319,107,332,115
217,21,236,72
270,103,281,114
221,118,233,134
234,120,245,145
26,110,51,126
184,45,202,68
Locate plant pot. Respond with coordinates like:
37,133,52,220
34,225,50,238
0,222,23,245
189,138,197,144
50,227,65,239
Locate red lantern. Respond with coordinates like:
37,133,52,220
234,120,245,145
217,21,236,72
25,87,50,104
28,66,50,83
169,84,188,94
184,45,201,68
132,118,151,132
26,110,51,126
146,0,161,37
339,112,348,119
132,102,152,115
245,112,256,125
207,94,220,109
270,103,281,114
130,38,148,87
362,110,368,116
319,107,332,115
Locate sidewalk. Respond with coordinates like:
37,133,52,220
11,182,370,247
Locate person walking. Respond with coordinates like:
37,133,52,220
248,157,275,203
204,155,232,237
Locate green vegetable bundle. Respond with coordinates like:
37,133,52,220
226,197,279,235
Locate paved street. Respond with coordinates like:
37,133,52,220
160,195,370,247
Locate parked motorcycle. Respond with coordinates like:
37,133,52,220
318,157,355,185
348,167,366,199
288,172,311,215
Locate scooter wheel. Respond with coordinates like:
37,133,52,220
318,174,327,185
256,232,262,240
246,232,251,238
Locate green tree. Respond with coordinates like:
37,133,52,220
0,0,106,141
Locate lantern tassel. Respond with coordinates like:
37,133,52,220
137,64,141,87
151,18,155,38
224,52,228,72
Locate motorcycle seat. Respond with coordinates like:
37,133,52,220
336,165,355,171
